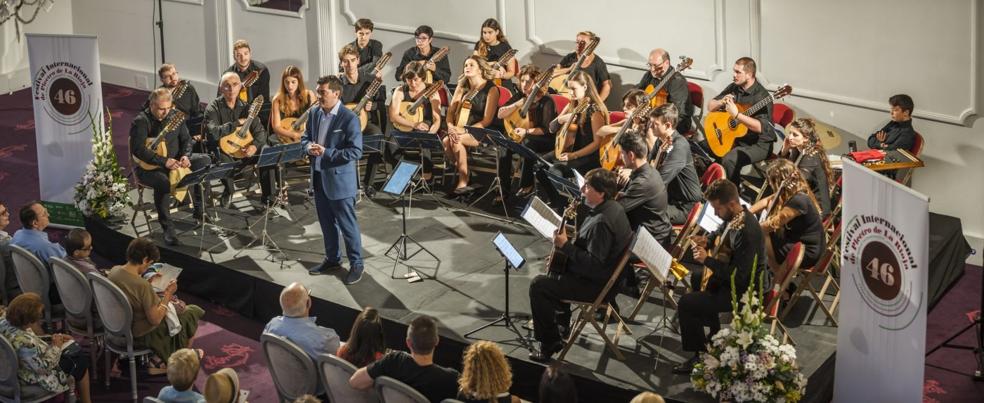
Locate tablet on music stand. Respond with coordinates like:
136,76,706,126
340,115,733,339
492,232,525,270
382,160,421,196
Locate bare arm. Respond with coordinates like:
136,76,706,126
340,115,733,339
349,367,374,390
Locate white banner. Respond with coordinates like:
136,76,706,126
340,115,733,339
834,159,929,403
27,34,102,206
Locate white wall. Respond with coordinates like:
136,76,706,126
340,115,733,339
0,0,74,94
17,0,984,263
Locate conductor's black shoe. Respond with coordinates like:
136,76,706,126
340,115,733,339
672,354,700,374
219,192,232,208
343,266,364,285
308,261,343,275
529,341,564,363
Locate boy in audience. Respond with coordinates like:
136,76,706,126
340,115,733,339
157,348,206,403
64,228,102,276
867,94,917,152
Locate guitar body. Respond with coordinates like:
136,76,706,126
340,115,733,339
644,84,669,108
548,74,570,97
344,103,370,130
394,102,425,131
169,167,192,202
455,100,472,128
704,104,750,158
219,129,254,159
598,135,622,171
554,123,577,159
545,251,568,274
135,138,163,170
503,109,530,143
277,117,302,144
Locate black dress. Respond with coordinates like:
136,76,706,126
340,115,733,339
770,193,825,268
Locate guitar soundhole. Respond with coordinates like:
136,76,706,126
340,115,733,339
728,119,738,130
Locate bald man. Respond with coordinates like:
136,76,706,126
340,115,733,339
263,282,340,361
636,48,694,134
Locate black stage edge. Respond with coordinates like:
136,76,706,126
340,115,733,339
927,213,973,310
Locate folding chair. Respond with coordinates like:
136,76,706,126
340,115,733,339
781,223,842,326
764,242,805,346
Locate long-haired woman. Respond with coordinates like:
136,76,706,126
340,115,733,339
444,55,501,193
270,65,317,143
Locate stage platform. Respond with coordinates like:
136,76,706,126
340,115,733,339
88,181,839,403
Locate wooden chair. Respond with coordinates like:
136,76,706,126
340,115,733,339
781,224,842,326
627,203,703,320
764,242,805,346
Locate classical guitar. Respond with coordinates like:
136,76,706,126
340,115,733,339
548,36,599,96
699,210,745,292
170,80,189,101
344,78,384,130
545,197,581,274
133,110,192,201
554,99,591,159
393,80,444,132
423,46,449,84
704,84,793,157
451,83,483,129
238,70,260,103
643,56,693,107
490,48,518,87
372,51,393,75
503,66,554,142
278,102,318,144
219,96,264,158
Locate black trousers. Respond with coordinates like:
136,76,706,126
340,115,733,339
719,140,772,185
215,150,277,200
677,267,733,352
135,153,210,228
528,273,604,346
667,200,697,225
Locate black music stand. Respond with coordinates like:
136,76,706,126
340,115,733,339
465,127,519,219
382,160,440,283
234,143,305,264
541,169,581,200
176,163,237,254
391,130,445,203
464,232,533,351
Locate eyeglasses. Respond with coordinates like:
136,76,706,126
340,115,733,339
415,36,430,42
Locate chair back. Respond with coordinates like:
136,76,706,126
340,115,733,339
772,103,794,127
374,376,429,403
700,163,725,189
318,354,379,403
261,333,319,401
88,272,136,345
549,94,571,114
50,257,94,318
144,397,165,403
437,84,450,108
671,202,704,259
911,131,924,156
609,111,626,124
496,86,512,107
766,242,805,317
0,335,21,400
813,223,842,276
10,244,57,326
687,82,704,110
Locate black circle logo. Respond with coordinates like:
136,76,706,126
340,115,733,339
48,78,82,116
860,241,902,300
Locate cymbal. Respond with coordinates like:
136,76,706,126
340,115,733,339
809,121,844,149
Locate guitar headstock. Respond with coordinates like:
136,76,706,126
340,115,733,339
248,95,264,118
581,36,600,57
563,197,582,219
243,70,260,87
374,52,393,73
162,110,187,133
773,84,793,100
676,56,694,72
431,47,450,62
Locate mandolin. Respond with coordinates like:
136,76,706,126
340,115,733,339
393,80,444,132
423,46,450,84
643,56,693,107
545,197,581,274
503,66,554,142
554,99,591,159
490,48,518,87
170,80,189,101
548,36,600,96
344,78,384,130
704,84,793,157
451,82,483,129
133,110,192,201
219,96,264,158
278,101,318,144
238,70,260,103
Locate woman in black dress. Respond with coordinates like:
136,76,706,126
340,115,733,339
473,18,518,95
445,55,500,193
778,118,835,217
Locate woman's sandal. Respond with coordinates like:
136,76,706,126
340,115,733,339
146,357,168,376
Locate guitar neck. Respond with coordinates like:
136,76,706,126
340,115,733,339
744,93,775,116
355,81,382,112
237,116,255,137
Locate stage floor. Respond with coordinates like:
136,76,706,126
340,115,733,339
105,181,838,402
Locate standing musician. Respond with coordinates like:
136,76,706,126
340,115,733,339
338,44,389,196
706,57,776,185
867,94,917,152
388,62,442,182
301,76,365,285
473,18,518,93
444,56,500,194
203,72,276,208
342,18,384,71
553,31,611,101
496,64,557,198
223,39,272,128
395,25,451,84
778,118,834,217
674,179,765,374
130,88,210,246
648,104,702,225
527,168,632,362
636,49,693,134
616,130,670,246
270,65,317,144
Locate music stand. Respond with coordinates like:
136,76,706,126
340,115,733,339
465,126,521,219
382,160,440,283
391,130,446,207
464,232,533,351
541,168,581,201
234,143,305,264
176,163,237,254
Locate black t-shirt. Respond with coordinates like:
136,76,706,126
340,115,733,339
559,52,610,94
339,39,384,72
459,80,498,126
775,193,825,265
457,392,512,403
367,351,460,403
713,81,775,143
636,71,693,134
474,41,513,64
786,149,831,217
528,94,557,135
340,69,385,109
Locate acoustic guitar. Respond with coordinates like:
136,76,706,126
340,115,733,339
554,99,591,159
490,48,518,87
170,80,189,101
219,96,264,158
392,80,444,132
545,197,581,274
548,36,600,96
503,66,554,142
704,84,793,157
643,56,693,107
699,210,745,291
133,110,192,201
238,70,260,103
451,84,483,129
423,47,449,84
277,102,318,144
344,78,384,130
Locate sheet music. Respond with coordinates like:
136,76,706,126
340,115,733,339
150,264,183,293
697,203,723,233
522,196,562,239
631,230,673,283
572,169,586,188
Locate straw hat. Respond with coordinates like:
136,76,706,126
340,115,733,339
204,368,240,403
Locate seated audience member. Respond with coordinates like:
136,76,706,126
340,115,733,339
350,315,460,403
538,364,577,403
63,228,102,276
107,237,204,373
264,282,341,360
631,391,666,403
457,340,521,403
0,292,93,403
0,200,19,299
204,368,244,403
11,201,66,265
337,306,387,367
293,395,321,403
157,348,206,403
867,94,917,152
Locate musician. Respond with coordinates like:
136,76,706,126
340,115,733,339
636,49,693,134
473,18,517,93
130,88,210,246
554,31,611,101
388,62,442,181
302,75,365,285
341,18,383,71
648,104,702,225
496,64,557,198
616,130,670,246
749,159,825,287
444,56,500,194
203,72,276,208
779,118,833,217
339,44,389,195
395,25,451,84
706,57,776,184
156,64,203,123
673,179,765,374
223,39,271,128
597,89,648,139
528,168,632,362
867,94,917,152
270,65,317,144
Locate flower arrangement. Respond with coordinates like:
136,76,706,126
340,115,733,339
74,108,131,219
691,260,808,402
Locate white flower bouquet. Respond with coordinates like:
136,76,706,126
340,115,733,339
73,109,131,219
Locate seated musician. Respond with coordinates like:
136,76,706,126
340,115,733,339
223,39,271,127
338,44,389,196
203,72,276,208
444,56,500,194
553,31,611,101
706,57,776,184
270,65,317,145
473,18,517,93
395,25,451,84
674,179,766,374
130,88,210,246
597,89,648,139
648,104,702,225
388,62,442,182
528,168,632,362
343,18,383,71
616,130,671,246
496,64,557,198
749,159,825,293
867,94,917,152
636,48,693,134
155,64,204,138
779,118,834,217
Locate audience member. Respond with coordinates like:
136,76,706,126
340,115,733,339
292,395,321,403
0,200,18,301
350,315,460,403
264,282,341,359
631,391,666,403
457,340,520,403
64,228,102,276
10,201,66,265
337,306,387,367
157,348,206,403
538,364,577,403
204,368,244,403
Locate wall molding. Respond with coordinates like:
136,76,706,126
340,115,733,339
523,0,725,81
238,0,309,19
340,0,505,44
165,0,204,5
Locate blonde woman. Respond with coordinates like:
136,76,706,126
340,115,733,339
444,55,501,193
457,341,520,403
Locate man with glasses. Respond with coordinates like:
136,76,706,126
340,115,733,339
64,228,101,277
395,25,451,84
636,48,693,134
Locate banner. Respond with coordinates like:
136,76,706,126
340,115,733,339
834,159,929,402
26,34,102,226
